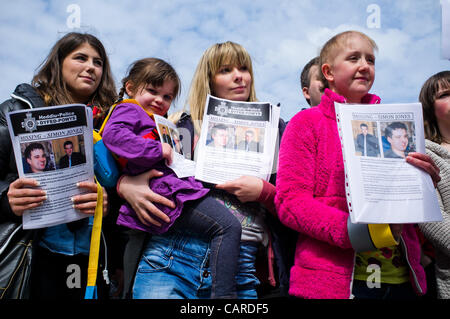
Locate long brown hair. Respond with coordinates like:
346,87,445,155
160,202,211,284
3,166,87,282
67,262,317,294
175,41,257,134
31,32,117,112
419,71,450,144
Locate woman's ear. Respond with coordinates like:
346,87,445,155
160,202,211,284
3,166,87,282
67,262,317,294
322,63,334,83
125,81,134,98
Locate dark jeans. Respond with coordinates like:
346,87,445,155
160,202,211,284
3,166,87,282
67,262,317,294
31,245,89,300
352,279,418,300
173,195,242,298
31,245,109,300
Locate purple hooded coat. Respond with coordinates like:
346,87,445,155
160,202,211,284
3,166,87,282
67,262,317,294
102,100,209,234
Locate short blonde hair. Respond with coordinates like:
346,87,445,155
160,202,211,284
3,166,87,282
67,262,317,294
319,31,378,87
179,41,257,134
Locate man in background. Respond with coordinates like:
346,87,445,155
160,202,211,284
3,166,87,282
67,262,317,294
59,140,86,168
24,142,48,173
238,129,260,152
384,122,410,159
356,123,380,157
208,124,229,149
300,57,324,108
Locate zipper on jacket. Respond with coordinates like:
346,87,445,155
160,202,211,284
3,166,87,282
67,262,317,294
10,93,34,109
400,237,423,294
0,224,22,255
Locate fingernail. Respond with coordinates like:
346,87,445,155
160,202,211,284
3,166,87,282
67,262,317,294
35,181,40,186
70,197,75,202
76,182,80,187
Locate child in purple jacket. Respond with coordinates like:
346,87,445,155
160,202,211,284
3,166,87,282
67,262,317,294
102,58,242,298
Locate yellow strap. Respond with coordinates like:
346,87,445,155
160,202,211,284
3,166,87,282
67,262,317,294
97,102,118,136
97,99,152,136
368,224,398,248
86,179,103,287
93,130,102,144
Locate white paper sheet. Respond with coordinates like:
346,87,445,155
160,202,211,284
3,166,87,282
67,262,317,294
335,102,442,224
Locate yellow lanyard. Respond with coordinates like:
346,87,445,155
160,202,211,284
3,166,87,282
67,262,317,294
84,178,103,299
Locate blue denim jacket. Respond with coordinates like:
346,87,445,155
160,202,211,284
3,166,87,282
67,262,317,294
38,217,93,255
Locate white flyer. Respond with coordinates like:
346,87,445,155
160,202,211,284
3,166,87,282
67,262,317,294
6,104,94,229
335,102,442,224
153,114,197,178
194,95,280,185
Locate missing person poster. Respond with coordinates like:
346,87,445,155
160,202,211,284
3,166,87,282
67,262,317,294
195,95,280,185
335,102,442,224
6,104,94,229
153,114,197,178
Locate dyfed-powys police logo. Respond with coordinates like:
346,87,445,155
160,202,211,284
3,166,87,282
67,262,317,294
21,112,37,132
215,101,229,116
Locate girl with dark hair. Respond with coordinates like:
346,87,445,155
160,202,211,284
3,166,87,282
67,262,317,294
418,71,450,299
102,57,243,299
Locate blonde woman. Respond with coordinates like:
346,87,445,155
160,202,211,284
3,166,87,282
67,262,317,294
118,41,295,299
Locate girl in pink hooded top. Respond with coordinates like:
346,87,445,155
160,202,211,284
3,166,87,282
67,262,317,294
275,31,441,299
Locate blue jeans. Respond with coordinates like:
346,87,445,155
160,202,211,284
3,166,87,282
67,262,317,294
173,196,242,298
132,230,259,299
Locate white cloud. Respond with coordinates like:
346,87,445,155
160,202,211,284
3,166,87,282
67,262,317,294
0,0,448,121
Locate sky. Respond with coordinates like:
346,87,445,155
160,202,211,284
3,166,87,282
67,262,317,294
0,0,449,121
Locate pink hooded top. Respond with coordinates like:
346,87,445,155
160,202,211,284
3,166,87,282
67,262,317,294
275,89,426,299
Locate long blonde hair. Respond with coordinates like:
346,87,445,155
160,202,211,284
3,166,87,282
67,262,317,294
173,41,257,134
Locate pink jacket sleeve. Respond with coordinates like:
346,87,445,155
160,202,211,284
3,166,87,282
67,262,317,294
258,179,276,216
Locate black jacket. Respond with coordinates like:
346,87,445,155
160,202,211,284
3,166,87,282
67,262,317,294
0,84,126,291
0,83,46,223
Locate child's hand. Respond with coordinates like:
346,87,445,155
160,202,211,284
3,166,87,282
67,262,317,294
162,143,173,165
117,170,174,227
